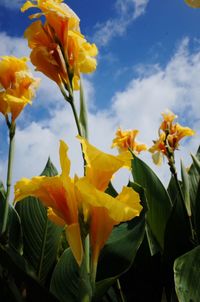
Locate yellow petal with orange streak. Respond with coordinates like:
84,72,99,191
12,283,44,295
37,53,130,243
48,208,65,227
78,136,124,191
76,178,142,223
59,140,70,177
65,223,83,266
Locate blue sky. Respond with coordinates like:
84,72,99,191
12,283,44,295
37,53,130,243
0,0,200,192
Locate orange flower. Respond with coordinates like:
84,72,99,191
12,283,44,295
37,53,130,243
0,56,40,121
22,0,98,90
111,128,147,168
112,128,147,154
77,137,142,266
149,110,195,165
15,140,83,266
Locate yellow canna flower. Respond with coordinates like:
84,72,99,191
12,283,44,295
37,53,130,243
0,56,40,121
15,140,83,266
78,136,126,191
76,179,142,265
167,123,195,150
112,128,147,154
15,136,142,268
185,0,200,8
111,128,147,168
76,136,143,265
159,110,177,132
149,110,195,165
149,132,167,165
22,0,98,90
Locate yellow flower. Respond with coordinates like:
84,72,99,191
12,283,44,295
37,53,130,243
112,128,147,154
0,56,40,121
149,132,167,165
160,110,177,132
77,136,142,264
15,140,83,266
15,137,142,267
185,0,200,8
78,136,126,191
167,123,195,150
76,179,142,265
22,0,98,90
149,110,195,165
111,128,147,168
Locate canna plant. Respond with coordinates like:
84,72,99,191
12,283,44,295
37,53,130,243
0,1,199,302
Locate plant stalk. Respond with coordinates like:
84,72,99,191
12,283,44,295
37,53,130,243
1,121,16,236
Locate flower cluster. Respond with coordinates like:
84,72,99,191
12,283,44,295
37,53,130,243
0,56,40,121
15,137,142,266
112,128,147,154
149,110,195,165
21,0,98,92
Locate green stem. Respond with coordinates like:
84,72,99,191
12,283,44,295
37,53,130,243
69,97,82,137
91,259,98,292
60,85,87,172
85,234,90,275
1,122,16,236
116,279,126,302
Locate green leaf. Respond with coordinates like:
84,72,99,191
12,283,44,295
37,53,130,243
191,153,200,174
0,181,6,201
164,177,193,301
188,146,200,211
50,248,92,302
181,160,191,217
0,181,22,252
0,244,59,302
9,206,23,254
174,245,200,302
131,155,172,250
79,78,88,139
94,216,145,300
16,158,63,284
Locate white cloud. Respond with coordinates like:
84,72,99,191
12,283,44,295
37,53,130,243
0,32,29,57
0,0,24,9
93,0,149,46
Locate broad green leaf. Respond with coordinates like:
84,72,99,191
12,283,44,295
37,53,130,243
164,177,193,301
131,155,172,250
50,248,92,302
0,244,59,302
191,153,200,174
174,245,200,302
16,158,63,284
94,216,145,300
79,79,88,139
0,181,6,235
188,146,200,211
181,160,191,216
0,181,22,252
9,206,23,254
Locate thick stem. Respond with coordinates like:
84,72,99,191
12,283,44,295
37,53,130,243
60,86,87,172
1,122,16,236
69,97,82,137
84,234,90,275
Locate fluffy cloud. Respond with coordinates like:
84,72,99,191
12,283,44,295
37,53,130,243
93,0,149,46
